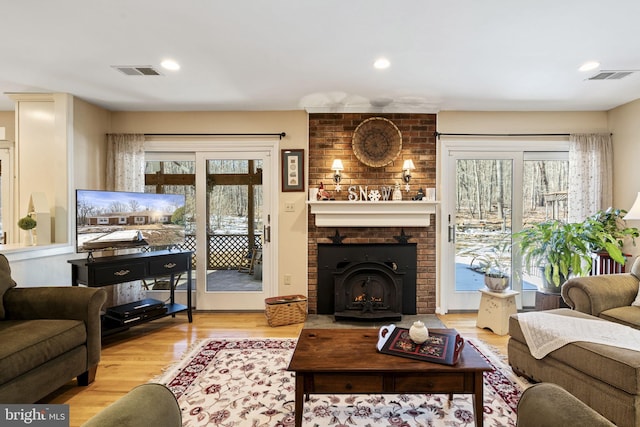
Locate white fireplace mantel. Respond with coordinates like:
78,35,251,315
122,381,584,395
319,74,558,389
307,200,439,227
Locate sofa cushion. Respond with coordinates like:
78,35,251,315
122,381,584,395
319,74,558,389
510,309,640,395
600,306,640,329
0,254,17,319
0,319,87,385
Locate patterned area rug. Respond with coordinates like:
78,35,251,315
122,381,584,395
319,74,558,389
154,337,527,426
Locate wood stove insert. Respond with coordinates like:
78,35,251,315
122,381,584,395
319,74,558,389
334,260,403,320
317,243,417,319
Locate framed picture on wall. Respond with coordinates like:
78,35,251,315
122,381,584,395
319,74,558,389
281,149,305,192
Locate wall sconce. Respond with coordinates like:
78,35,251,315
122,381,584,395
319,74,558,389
332,159,344,192
624,192,640,220
402,159,415,192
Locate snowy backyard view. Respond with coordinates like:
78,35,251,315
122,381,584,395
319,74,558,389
454,158,568,292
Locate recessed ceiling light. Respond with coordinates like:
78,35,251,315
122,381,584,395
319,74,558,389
374,58,390,70
579,61,600,72
161,59,180,71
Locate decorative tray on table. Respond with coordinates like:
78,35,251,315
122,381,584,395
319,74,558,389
376,324,465,366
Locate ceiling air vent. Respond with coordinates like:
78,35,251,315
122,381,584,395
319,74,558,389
588,70,635,80
112,66,162,76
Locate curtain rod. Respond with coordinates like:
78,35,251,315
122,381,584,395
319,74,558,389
434,132,612,138
434,132,570,138
144,132,286,139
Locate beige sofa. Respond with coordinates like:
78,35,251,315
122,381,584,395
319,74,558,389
561,258,640,329
509,258,640,427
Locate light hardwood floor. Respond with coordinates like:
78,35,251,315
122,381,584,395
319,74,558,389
44,311,508,427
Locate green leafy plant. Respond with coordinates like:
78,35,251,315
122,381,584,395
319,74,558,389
17,215,37,230
583,208,638,263
514,220,593,289
515,209,639,290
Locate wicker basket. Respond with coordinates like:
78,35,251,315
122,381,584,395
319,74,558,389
265,295,307,327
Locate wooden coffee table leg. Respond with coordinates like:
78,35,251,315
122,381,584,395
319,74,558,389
295,373,304,427
474,372,484,426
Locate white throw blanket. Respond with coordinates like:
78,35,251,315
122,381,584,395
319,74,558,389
516,311,640,359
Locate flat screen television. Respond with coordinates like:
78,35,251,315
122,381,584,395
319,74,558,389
75,189,186,254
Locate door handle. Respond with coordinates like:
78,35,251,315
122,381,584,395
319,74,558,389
448,225,456,243
264,225,271,242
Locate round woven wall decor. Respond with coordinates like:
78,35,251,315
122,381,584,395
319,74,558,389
352,117,402,167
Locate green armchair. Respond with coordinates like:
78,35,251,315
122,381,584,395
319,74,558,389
0,254,107,403
81,383,181,427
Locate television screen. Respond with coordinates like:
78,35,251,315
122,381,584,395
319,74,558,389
76,189,186,253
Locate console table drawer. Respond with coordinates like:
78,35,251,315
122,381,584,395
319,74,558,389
93,262,146,285
312,374,383,393
149,256,190,276
393,373,465,392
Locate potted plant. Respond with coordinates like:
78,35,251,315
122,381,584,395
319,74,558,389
583,208,638,266
514,220,593,293
17,214,37,246
515,209,639,293
470,237,511,292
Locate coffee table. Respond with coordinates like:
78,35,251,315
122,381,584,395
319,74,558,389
287,328,492,427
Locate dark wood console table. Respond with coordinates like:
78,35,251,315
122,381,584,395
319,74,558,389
68,250,192,335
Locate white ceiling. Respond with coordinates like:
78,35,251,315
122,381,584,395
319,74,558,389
2,1,640,113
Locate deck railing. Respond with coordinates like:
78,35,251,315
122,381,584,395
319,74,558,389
177,234,262,270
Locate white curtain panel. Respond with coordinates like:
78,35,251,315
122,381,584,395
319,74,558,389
568,133,613,222
106,133,146,192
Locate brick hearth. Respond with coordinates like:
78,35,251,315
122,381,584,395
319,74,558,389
307,113,437,314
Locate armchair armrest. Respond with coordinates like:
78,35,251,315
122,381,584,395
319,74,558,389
517,383,614,427
81,383,181,427
561,274,639,317
4,287,107,366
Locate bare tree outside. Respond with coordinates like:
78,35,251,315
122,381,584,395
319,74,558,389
455,158,569,291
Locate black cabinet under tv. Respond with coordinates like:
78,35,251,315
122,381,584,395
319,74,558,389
68,250,193,336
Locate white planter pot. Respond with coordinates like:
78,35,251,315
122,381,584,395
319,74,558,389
484,275,509,292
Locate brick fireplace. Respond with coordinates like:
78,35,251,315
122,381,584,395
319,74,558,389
307,113,437,315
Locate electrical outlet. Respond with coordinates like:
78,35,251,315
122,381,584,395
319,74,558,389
284,274,292,285
284,202,295,212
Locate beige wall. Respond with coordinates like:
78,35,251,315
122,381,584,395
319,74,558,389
608,99,640,210
0,111,15,141
110,110,309,297
72,97,110,190
437,111,609,134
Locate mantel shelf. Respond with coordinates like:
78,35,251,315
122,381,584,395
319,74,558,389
307,200,439,227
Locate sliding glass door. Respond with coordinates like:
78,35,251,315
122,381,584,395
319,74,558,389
440,139,569,312
145,139,278,311
196,153,273,310
444,152,521,310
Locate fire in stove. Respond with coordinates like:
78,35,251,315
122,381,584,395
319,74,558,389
353,294,382,303
347,276,389,313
